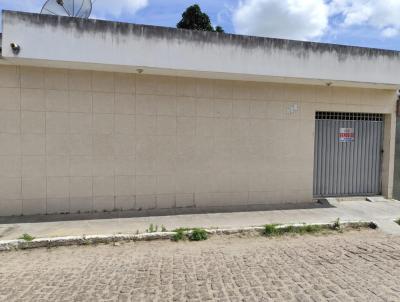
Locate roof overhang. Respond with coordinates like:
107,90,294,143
2,10,400,89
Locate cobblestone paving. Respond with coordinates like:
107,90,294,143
1,230,400,302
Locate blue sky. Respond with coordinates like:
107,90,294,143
0,0,399,50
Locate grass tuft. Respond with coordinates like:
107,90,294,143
332,218,341,230
172,228,187,242
188,228,208,241
264,224,281,236
146,224,158,233
172,228,208,242
264,224,325,237
19,233,35,241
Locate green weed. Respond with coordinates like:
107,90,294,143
19,233,35,241
332,218,341,230
264,224,280,236
188,228,208,241
172,227,208,242
146,224,158,233
264,224,325,237
172,228,187,242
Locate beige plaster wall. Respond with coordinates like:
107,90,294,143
0,65,396,216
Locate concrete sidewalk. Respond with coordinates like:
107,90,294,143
1,199,400,240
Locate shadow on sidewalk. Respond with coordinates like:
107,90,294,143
0,200,333,225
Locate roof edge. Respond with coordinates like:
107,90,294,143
3,10,400,59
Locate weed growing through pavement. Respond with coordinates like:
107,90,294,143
264,224,280,236
333,218,341,230
146,224,158,233
172,228,208,242
145,224,167,233
81,238,92,246
188,228,208,241
263,224,325,237
172,228,186,241
368,222,378,229
19,233,35,241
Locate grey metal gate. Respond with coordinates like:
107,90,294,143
313,112,384,197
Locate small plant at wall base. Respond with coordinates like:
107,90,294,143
396,219,400,226
19,234,35,241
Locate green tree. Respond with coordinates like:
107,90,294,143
215,26,225,33
177,4,224,33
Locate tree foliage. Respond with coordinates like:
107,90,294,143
215,26,224,33
177,4,224,33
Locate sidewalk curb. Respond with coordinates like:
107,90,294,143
0,221,376,251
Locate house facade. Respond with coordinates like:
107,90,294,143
0,10,399,216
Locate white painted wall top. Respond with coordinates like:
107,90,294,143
2,10,400,88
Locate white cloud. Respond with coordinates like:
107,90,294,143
232,0,400,41
382,27,398,38
92,0,148,18
329,0,400,38
232,0,329,40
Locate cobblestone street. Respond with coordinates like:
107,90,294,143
1,230,400,302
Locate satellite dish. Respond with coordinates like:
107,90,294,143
41,0,92,18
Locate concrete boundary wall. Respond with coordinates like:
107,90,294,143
0,65,396,216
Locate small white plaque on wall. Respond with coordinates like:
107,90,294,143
287,103,300,115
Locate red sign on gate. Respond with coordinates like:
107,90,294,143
339,128,354,142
